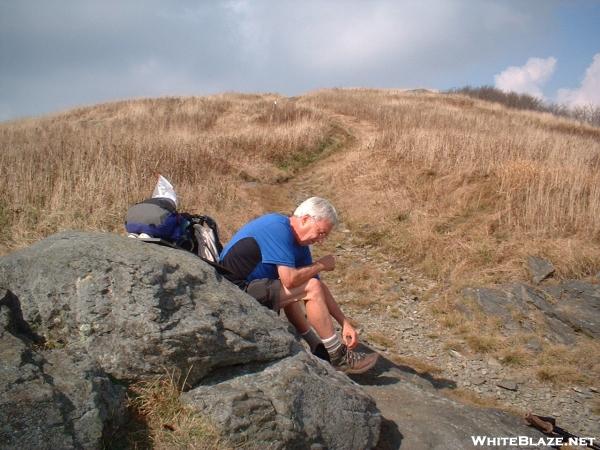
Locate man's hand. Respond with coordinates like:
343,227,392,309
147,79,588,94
342,319,358,349
316,255,335,271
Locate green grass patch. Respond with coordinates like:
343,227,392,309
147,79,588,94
278,124,349,173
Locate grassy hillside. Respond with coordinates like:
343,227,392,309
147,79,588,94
2,88,599,443
300,89,600,285
2,89,599,283
0,93,337,252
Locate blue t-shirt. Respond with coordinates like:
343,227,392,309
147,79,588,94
220,213,313,283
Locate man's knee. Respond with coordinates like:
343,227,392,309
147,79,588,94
306,277,324,296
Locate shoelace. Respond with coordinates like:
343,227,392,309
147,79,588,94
344,349,365,367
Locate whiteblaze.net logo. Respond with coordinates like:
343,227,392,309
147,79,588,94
471,435,597,447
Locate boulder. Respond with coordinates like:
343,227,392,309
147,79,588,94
461,286,535,336
182,352,381,450
463,280,600,344
526,256,555,284
0,232,382,449
542,280,600,338
0,231,297,385
516,282,600,340
0,289,126,449
514,284,576,344
462,287,514,321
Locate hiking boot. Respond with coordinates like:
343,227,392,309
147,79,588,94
331,346,379,374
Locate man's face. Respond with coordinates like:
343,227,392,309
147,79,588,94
297,215,334,246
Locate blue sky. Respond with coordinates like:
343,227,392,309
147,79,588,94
546,3,599,91
0,0,598,121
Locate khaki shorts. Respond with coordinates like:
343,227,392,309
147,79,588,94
245,278,303,313
245,278,282,312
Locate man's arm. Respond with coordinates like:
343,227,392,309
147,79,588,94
277,255,335,289
278,255,359,349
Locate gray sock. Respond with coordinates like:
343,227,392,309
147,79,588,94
301,327,322,352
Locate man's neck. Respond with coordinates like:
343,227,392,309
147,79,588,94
289,215,302,243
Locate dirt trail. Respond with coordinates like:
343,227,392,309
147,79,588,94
242,110,600,445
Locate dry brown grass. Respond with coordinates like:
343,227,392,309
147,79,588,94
127,371,230,450
534,341,600,385
4,88,600,283
497,347,533,367
301,88,600,284
0,94,334,253
465,334,502,354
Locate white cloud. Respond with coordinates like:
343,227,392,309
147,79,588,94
226,0,533,73
494,57,557,99
556,53,600,107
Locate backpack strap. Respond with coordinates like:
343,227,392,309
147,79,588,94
129,235,232,275
195,215,223,253
182,214,224,255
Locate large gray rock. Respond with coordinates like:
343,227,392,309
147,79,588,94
541,280,600,338
0,289,126,450
460,287,527,335
463,280,600,343
0,232,382,449
0,231,297,385
514,284,577,344
182,351,381,450
364,361,551,450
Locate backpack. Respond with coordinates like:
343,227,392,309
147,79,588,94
125,197,186,242
125,199,223,264
180,214,224,263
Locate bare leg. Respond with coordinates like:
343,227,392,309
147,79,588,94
283,302,310,334
280,278,335,338
320,281,347,327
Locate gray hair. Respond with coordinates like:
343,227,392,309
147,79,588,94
293,197,339,226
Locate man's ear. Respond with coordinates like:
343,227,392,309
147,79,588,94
301,215,311,225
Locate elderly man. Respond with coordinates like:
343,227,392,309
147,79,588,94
219,197,378,374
